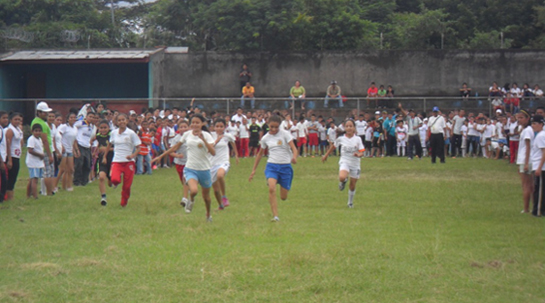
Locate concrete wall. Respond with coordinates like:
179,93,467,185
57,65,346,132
157,50,545,98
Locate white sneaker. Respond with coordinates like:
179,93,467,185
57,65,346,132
185,199,194,213
348,202,354,208
206,216,213,223
271,216,280,222
180,197,189,207
339,179,347,191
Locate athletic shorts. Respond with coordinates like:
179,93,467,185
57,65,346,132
372,137,380,148
211,162,230,183
62,152,74,157
297,137,307,147
28,167,43,179
308,133,319,146
320,140,329,146
175,164,185,183
519,164,532,174
43,156,54,178
364,141,372,150
265,163,293,190
444,138,451,145
184,167,212,189
249,139,260,148
339,162,361,179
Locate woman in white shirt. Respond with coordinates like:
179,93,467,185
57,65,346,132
249,115,298,222
4,112,23,200
322,120,365,208
56,113,78,191
103,114,141,208
210,119,238,210
516,110,534,214
154,114,216,221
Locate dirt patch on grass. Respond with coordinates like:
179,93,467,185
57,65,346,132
21,262,60,270
73,258,101,267
470,260,504,269
7,290,28,298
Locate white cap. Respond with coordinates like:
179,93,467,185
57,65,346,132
424,118,428,122
496,109,502,113
36,101,52,112
374,111,380,115
129,110,137,115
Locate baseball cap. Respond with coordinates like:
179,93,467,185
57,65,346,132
424,118,429,122
374,111,380,115
129,110,137,116
531,115,544,124
36,101,52,112
495,109,502,113
433,106,440,112
331,80,337,84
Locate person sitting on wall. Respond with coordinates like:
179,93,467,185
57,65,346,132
287,80,306,110
324,81,343,108
460,83,472,99
241,82,256,109
489,82,502,97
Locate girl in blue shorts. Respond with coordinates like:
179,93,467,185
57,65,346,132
249,115,298,222
154,114,216,222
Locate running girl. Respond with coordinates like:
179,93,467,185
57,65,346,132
210,119,239,210
102,114,141,207
97,120,113,206
153,114,216,221
322,119,365,208
249,115,298,222
4,112,23,200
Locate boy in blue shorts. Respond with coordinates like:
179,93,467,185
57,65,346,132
26,124,45,199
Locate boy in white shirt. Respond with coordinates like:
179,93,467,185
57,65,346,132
26,124,45,199
531,115,545,216
296,117,308,157
327,122,338,156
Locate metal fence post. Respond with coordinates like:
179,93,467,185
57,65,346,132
226,98,230,115
423,98,426,113
357,98,360,112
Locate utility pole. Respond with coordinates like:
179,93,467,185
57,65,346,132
110,0,115,27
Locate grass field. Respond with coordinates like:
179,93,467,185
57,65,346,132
0,156,544,302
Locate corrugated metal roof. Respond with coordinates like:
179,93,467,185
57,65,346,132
0,49,163,62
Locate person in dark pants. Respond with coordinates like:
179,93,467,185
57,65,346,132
399,104,423,159
73,112,97,186
383,112,396,156
451,110,466,158
531,115,545,216
427,107,447,164
239,64,252,91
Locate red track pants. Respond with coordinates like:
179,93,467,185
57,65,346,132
111,162,136,206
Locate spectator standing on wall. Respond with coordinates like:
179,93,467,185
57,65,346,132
324,81,343,108
460,83,472,99
239,63,252,91
241,82,255,109
367,82,378,108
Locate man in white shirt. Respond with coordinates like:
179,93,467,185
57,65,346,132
73,112,97,186
428,107,447,164
355,114,368,145
451,110,466,158
231,108,247,124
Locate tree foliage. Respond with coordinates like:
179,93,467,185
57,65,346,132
1,0,545,51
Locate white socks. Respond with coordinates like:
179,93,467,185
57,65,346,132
348,189,356,204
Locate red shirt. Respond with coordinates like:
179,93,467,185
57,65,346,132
139,131,152,155
154,127,163,146
367,87,378,97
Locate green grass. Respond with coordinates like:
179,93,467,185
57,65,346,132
0,156,543,302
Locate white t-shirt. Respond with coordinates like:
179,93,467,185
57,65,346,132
7,124,23,158
517,126,535,165
26,135,44,168
467,122,479,136
52,124,62,154
319,124,327,141
210,132,235,166
483,124,494,139
179,131,215,170
461,125,468,137
365,126,373,142
74,120,96,148
511,87,522,98
231,114,247,124
335,135,364,168
509,121,519,141
327,127,337,142
0,127,5,161
495,122,505,139
476,124,486,137
281,120,297,139
531,130,545,171
355,120,367,136
534,89,544,97
227,125,239,138
452,116,466,135
260,129,294,164
110,128,141,163
239,124,250,139
58,123,78,153
428,116,446,134
396,126,407,141
172,134,187,165
296,122,307,139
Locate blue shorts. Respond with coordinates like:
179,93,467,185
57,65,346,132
184,167,212,189
265,163,293,190
445,138,450,145
29,168,43,179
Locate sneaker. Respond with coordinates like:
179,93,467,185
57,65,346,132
271,216,280,222
222,197,230,207
348,202,354,208
180,197,188,207
185,199,194,213
101,198,107,206
206,216,213,222
120,201,127,207
339,179,347,191
218,204,224,210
